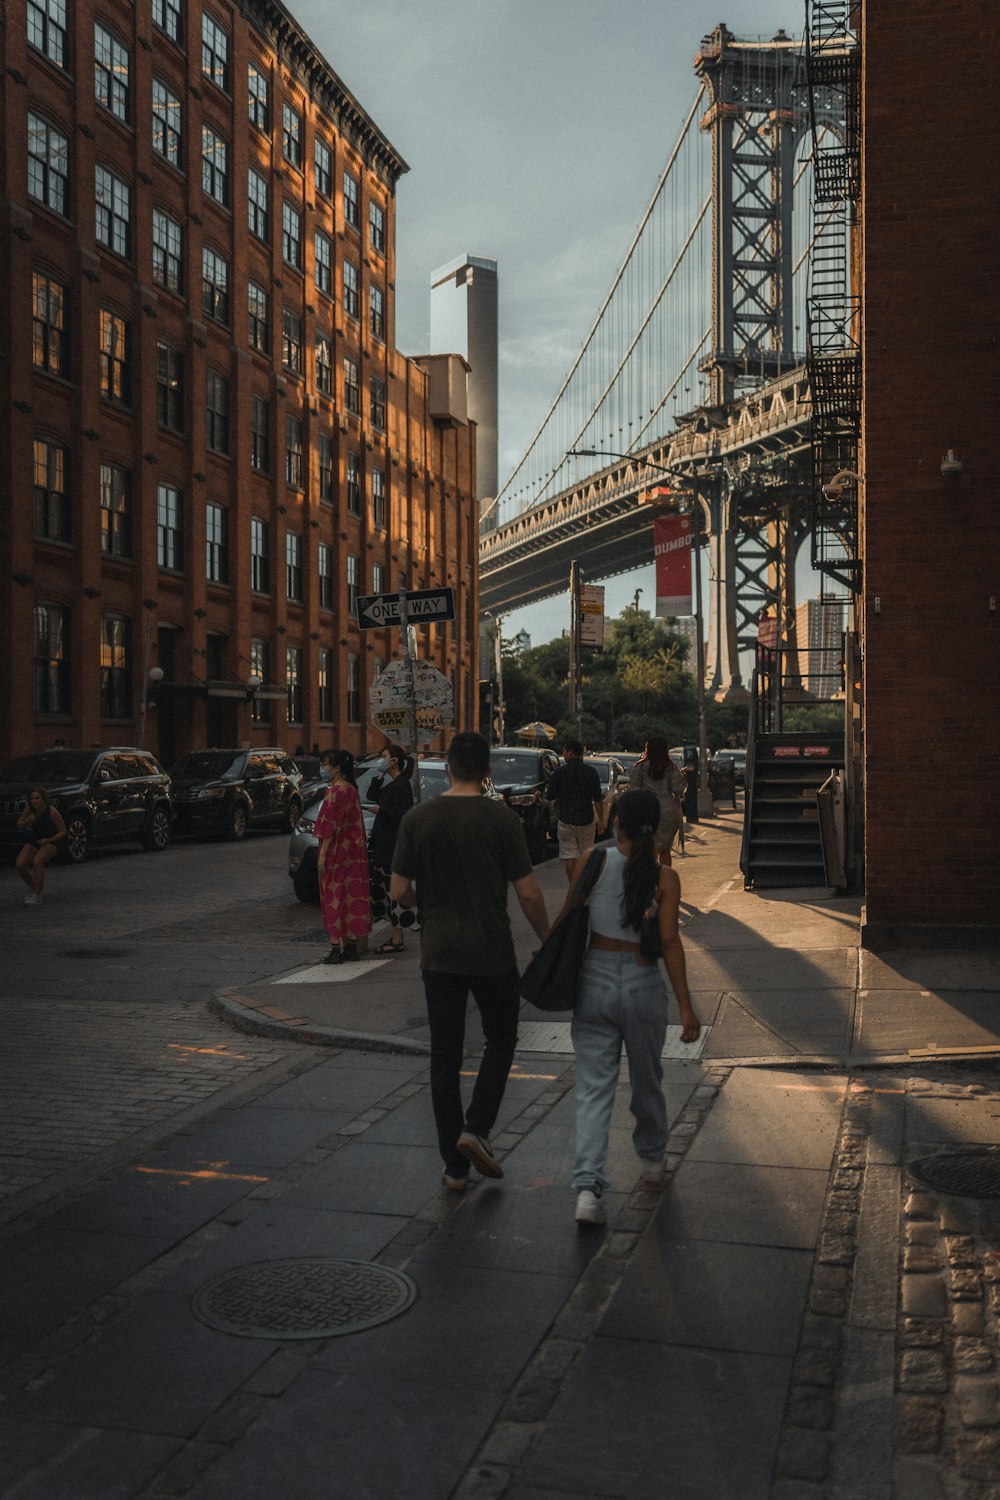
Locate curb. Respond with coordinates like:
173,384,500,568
208,989,432,1057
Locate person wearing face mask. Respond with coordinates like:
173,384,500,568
314,749,371,964
366,744,417,954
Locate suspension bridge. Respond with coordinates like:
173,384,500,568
479,16,861,701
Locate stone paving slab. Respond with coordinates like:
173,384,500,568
860,947,1000,992
0,1417,183,1500
855,990,1000,1057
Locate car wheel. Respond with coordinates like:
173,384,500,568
227,804,248,842
283,797,302,834
292,868,319,903
143,805,172,852
64,814,90,864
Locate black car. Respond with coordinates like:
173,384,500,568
0,747,173,864
489,746,560,861
169,749,302,841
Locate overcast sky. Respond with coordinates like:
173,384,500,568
293,0,803,642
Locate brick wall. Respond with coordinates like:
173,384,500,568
861,1,1000,928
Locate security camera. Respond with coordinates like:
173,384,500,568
821,480,845,501
821,469,861,502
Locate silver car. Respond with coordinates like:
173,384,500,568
288,759,452,903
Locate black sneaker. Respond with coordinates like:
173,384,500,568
323,948,344,965
457,1131,503,1179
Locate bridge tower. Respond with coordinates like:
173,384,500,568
694,26,811,698
695,24,805,408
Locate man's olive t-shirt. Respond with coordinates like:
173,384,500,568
392,796,533,975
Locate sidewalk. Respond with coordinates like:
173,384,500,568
2,811,999,1499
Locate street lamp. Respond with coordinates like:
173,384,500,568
569,448,713,816
483,610,505,746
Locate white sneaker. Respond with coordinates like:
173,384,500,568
575,1188,606,1225
637,1155,667,1186
23,894,41,906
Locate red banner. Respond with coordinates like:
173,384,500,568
654,514,692,617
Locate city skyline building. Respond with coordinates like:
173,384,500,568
1,0,478,768
795,597,844,699
430,253,498,508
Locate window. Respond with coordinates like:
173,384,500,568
156,482,183,569
201,12,230,91
28,0,67,67
282,103,302,166
250,637,269,721
152,208,183,293
32,271,68,377
346,450,360,514
319,435,333,502
153,0,182,44
314,230,332,295
202,126,229,206
247,167,268,239
347,653,360,724
100,309,130,404
28,113,69,215
343,170,359,228
344,356,359,414
150,79,182,167
206,369,229,453
33,438,70,541
100,461,131,557
318,543,333,609
282,201,302,269
372,562,385,595
369,284,385,340
370,377,386,431
285,531,302,601
95,164,130,257
202,246,229,324
372,466,386,528
314,136,332,197
282,307,302,373
318,647,333,722
94,24,129,122
251,394,269,473
100,615,131,718
347,553,359,615
369,198,385,252
248,280,269,353
34,602,70,714
286,645,302,722
251,517,269,592
248,62,269,131
285,415,303,488
315,332,333,395
343,259,358,319
206,502,228,582
156,343,183,429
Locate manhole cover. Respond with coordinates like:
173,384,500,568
908,1150,1000,1199
63,948,131,960
295,929,329,944
191,1258,417,1339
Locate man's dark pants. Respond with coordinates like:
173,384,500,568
422,968,520,1178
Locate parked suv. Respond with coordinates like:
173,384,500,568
169,749,302,841
489,746,560,861
0,747,173,863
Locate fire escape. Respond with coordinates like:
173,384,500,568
805,0,861,598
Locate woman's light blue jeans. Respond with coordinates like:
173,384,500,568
570,950,669,1192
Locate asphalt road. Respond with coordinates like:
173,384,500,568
0,829,326,1216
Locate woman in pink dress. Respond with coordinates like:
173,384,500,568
314,749,371,964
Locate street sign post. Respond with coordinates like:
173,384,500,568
356,588,455,631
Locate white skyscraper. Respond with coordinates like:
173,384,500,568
430,255,498,507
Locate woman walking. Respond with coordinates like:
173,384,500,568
367,744,418,954
16,788,66,906
628,736,686,866
562,789,700,1225
314,750,371,964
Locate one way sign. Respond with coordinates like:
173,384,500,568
356,588,456,631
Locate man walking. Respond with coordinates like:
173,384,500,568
391,732,550,1191
545,738,605,882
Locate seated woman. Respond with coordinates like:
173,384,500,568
16,787,66,906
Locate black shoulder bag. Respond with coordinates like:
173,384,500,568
519,849,606,1012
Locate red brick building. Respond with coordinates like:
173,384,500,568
0,0,478,770
861,1,1000,934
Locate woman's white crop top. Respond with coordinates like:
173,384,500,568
587,847,640,941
